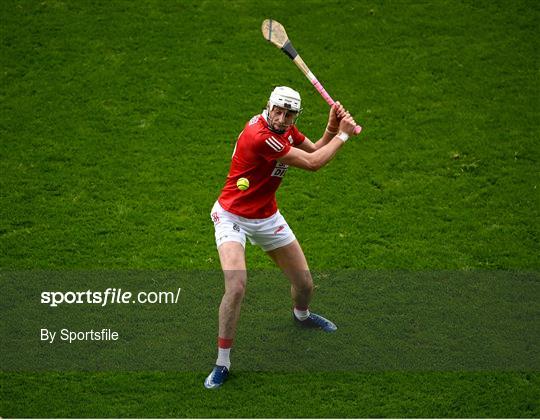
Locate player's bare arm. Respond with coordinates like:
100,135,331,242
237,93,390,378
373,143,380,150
279,114,357,171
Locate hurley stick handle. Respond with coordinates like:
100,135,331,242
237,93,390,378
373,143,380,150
292,55,362,135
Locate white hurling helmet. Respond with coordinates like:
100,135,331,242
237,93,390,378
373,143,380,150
268,86,302,112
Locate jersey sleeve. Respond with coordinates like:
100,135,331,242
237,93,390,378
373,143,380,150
255,134,292,161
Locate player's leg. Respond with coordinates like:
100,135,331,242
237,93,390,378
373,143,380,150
217,241,247,342
266,239,312,308
205,241,246,389
267,240,337,332
206,202,248,389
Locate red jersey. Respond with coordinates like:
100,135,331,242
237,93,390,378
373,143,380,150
218,113,306,219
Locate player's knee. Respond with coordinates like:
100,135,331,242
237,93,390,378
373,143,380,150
227,283,246,302
224,272,247,301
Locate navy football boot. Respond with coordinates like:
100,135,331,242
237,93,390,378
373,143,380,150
204,365,229,389
294,312,337,332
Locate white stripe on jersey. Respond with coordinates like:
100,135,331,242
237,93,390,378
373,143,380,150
265,136,285,152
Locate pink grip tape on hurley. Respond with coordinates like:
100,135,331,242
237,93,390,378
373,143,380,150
311,78,362,135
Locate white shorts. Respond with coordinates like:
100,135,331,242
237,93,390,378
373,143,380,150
210,201,296,252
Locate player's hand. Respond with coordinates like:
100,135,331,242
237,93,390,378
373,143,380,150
327,101,346,131
338,114,358,136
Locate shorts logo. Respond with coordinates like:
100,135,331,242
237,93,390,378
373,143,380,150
271,162,289,178
274,225,285,235
288,135,294,145
212,212,220,224
233,223,240,232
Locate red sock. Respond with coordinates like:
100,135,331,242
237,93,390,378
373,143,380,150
218,337,233,349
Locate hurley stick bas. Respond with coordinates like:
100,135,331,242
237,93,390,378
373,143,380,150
261,19,362,134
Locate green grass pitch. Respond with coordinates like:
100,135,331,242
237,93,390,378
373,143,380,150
1,0,539,417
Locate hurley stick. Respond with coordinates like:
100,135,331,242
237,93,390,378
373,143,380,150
262,19,362,135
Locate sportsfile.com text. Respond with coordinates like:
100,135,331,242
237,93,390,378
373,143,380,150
41,288,182,307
